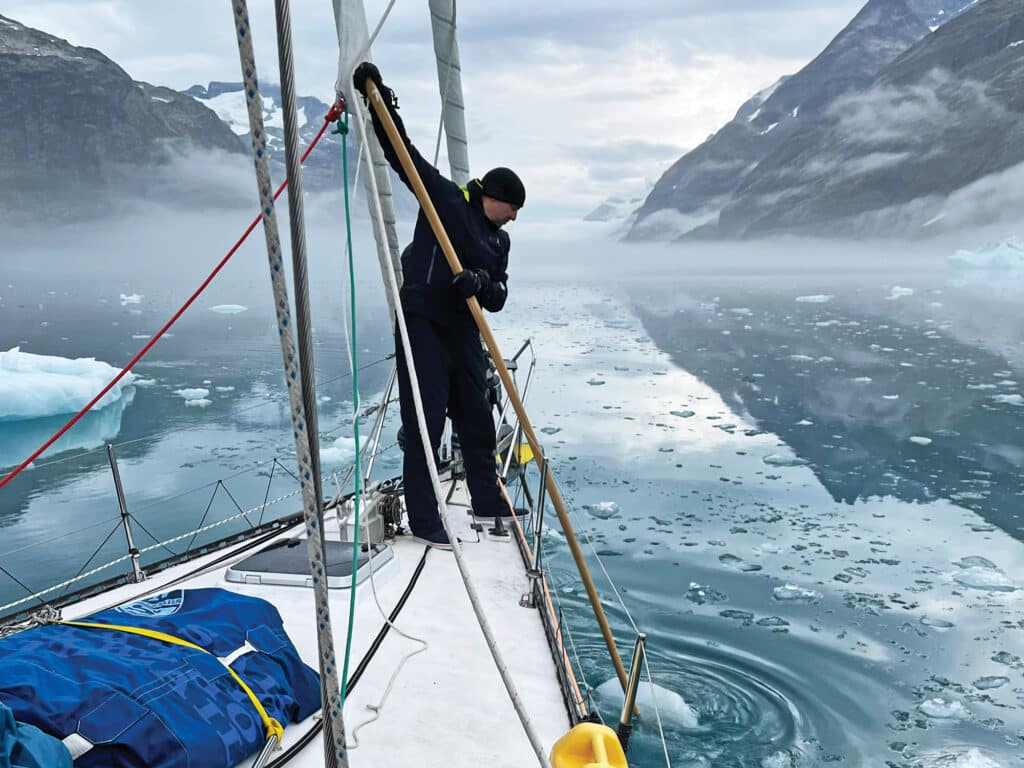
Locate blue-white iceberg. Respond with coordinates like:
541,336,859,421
0,347,135,422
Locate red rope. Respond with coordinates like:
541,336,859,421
0,109,343,490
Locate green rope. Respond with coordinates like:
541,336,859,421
335,107,361,708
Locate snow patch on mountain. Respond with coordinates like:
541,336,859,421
201,91,307,138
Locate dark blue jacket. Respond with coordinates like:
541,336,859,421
370,104,509,327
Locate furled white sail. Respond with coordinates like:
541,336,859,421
428,0,470,185
331,0,404,315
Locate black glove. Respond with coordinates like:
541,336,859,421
353,61,383,99
452,268,491,300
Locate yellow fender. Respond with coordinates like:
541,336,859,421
550,723,628,768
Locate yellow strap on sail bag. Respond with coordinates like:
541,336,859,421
59,620,284,742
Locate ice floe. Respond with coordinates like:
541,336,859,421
596,677,699,729
119,293,143,305
0,347,135,421
909,436,932,446
952,556,1016,592
917,697,969,720
173,388,210,400
887,286,914,300
992,394,1023,406
210,304,248,314
795,294,832,303
583,501,620,519
772,584,821,602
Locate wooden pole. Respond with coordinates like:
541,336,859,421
366,79,630,692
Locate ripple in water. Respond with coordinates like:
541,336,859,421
589,644,809,767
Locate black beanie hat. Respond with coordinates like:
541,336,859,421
481,167,525,208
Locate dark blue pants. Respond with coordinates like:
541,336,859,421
395,313,504,535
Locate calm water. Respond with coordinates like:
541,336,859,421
2,225,1023,766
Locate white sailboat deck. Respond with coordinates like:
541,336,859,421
61,479,574,767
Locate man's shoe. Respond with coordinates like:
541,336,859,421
412,527,454,550
470,506,530,521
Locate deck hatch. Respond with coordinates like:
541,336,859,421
225,538,393,589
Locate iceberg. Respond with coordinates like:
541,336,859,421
0,390,135,468
950,237,1024,271
0,348,135,422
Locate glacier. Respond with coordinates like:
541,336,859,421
0,347,136,422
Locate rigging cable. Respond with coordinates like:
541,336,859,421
641,645,673,768
229,2,348,764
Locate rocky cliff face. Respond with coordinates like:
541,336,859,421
628,0,1006,241
629,0,931,239
717,0,1024,237
0,15,244,223
186,81,350,192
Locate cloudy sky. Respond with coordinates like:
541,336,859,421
6,0,865,220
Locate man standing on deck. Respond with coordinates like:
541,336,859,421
354,62,526,550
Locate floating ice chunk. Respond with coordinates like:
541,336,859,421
853,376,872,383
887,286,914,300
583,501,620,519
920,616,955,630
185,398,211,408
119,293,143,305
210,304,248,314
909,436,932,446
953,558,1016,592
670,410,695,418
174,388,210,400
972,676,1009,690
957,556,996,569
795,419,813,426
992,394,1023,406
133,378,157,387
789,354,814,362
321,435,367,465
596,678,699,729
215,386,235,393
883,394,899,400
795,294,832,303
686,582,727,605
762,453,808,467
762,753,797,768
586,378,605,386
0,347,135,421
918,697,969,719
772,584,821,602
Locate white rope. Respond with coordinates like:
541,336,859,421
641,646,673,768
346,509,429,748
334,131,430,749
348,86,551,767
